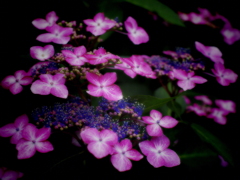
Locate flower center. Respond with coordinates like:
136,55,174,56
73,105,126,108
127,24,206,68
16,128,20,131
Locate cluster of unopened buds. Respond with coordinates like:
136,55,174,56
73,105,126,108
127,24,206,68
0,10,238,174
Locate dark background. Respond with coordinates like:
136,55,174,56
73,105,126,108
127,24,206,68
0,0,239,179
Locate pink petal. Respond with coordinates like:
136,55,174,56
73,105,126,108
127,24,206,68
146,124,163,137
36,33,55,43
150,110,162,121
142,116,155,124
111,154,132,172
159,116,178,128
52,74,66,84
50,84,68,98
9,83,23,94
30,80,51,95
14,114,29,128
83,19,96,26
14,70,27,80
87,141,112,159
128,27,149,45
52,36,71,45
0,124,16,137
139,140,155,156
35,127,51,141
87,84,103,97
80,128,100,144
124,16,138,32
152,135,170,151
22,124,37,141
86,26,106,36
32,18,49,29
146,152,165,168
36,141,54,153
172,69,188,80
100,129,118,146
93,12,105,22
102,84,123,101
177,80,195,91
74,46,87,56
45,11,58,25
191,76,207,84
19,76,33,85
10,132,23,144
161,149,181,167
17,140,36,159
2,170,19,180
30,45,54,61
125,149,143,161
99,72,117,86
1,75,16,89
124,69,137,78
86,72,101,86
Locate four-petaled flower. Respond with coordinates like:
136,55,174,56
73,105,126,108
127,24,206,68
139,135,180,168
30,45,55,61
80,128,118,159
83,12,116,36
124,16,149,45
16,124,54,159
207,108,227,125
142,110,178,137
86,72,123,101
30,73,68,98
215,99,236,114
32,11,58,30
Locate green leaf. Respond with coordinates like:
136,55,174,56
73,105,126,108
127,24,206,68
124,0,185,27
191,123,234,166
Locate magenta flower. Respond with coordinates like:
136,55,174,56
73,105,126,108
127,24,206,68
32,11,58,30
110,139,143,172
215,99,236,114
36,24,73,44
80,128,118,159
86,72,123,101
30,73,68,99
188,12,207,25
172,69,207,91
195,41,224,64
187,103,208,116
114,58,137,78
124,16,149,45
221,26,240,45
84,47,118,65
178,12,190,21
0,114,29,144
207,108,227,125
1,70,33,95
83,12,116,36
139,135,180,168
16,124,54,159
61,46,88,66
142,110,178,137
211,63,238,86
0,167,23,180
195,95,212,105
30,45,54,61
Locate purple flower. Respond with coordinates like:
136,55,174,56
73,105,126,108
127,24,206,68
80,128,118,159
142,110,178,137
124,17,149,45
30,45,54,61
36,24,73,44
110,139,143,172
1,70,33,94
139,135,180,168
215,99,236,114
32,11,58,30
86,72,123,101
83,12,116,36
16,124,54,159
30,73,68,99
0,114,29,144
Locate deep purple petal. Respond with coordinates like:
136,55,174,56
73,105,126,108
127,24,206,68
14,114,29,129
0,124,16,137
19,76,33,85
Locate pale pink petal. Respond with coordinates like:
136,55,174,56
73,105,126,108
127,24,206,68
9,83,23,94
30,45,54,61
102,84,123,101
35,141,54,153
160,116,178,128
147,152,165,168
86,26,106,36
142,116,155,124
51,84,68,98
45,11,58,25
191,76,207,84
99,72,117,86
1,75,16,89
32,18,49,29
0,124,16,137
86,73,101,86
2,170,19,180
215,100,236,113
161,149,181,167
52,36,71,44
52,74,66,84
195,95,212,105
39,74,53,83
83,19,96,26
17,141,36,159
36,33,55,42
146,124,163,137
118,139,132,152
14,70,27,80
100,129,118,146
177,80,195,91
139,140,155,156
128,27,149,45
223,69,238,83
125,149,143,161
80,128,100,144
19,76,33,85
152,136,170,151
30,80,51,95
150,110,162,121
124,16,138,32
87,84,103,97
93,12,105,22
22,124,37,141
124,69,137,78
111,154,132,172
35,127,51,141
87,141,112,159
74,46,87,56
172,69,188,80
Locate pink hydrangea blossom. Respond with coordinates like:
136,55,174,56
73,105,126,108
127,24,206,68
16,124,54,159
187,103,208,116
110,139,143,172
221,27,240,45
0,167,23,180
188,12,207,25
211,63,238,86
86,72,123,101
207,108,227,125
124,16,149,45
139,135,180,168
30,73,68,99
142,110,178,137
172,69,207,91
215,99,236,114
83,12,116,36
32,11,58,30
0,114,30,144
36,24,73,44
178,12,190,21
195,95,212,105
1,70,33,95
84,47,118,65
195,41,224,64
80,128,118,159
61,45,88,66
30,45,54,61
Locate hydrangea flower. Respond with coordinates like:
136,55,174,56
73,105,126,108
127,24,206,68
36,24,73,44
30,45,55,61
80,128,118,159
30,73,68,99
139,135,180,168
1,70,33,95
187,103,208,116
124,16,149,45
0,167,23,180
215,99,236,114
221,25,240,45
211,63,238,86
142,110,178,137
83,12,116,36
110,139,143,172
195,95,212,105
0,114,30,144
32,11,58,30
207,108,227,125
86,72,123,101
16,124,54,159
